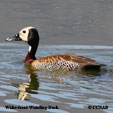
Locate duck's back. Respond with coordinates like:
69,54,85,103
31,53,101,71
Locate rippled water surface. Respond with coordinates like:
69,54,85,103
0,42,113,113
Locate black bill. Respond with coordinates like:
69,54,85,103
5,33,22,42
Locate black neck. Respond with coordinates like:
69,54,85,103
29,44,38,59
26,28,39,61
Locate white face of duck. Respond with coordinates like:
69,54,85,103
19,26,35,42
5,26,36,42
6,26,39,57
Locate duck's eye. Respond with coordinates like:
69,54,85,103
23,30,26,33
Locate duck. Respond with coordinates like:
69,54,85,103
6,26,103,71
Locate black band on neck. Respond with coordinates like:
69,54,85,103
27,28,39,60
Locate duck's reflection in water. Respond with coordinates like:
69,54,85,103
17,66,39,100
16,64,106,100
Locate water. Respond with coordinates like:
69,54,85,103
0,42,113,113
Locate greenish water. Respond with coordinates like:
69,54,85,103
0,42,113,113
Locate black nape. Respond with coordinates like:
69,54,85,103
28,28,39,59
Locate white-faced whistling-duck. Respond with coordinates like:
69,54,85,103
6,26,104,71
